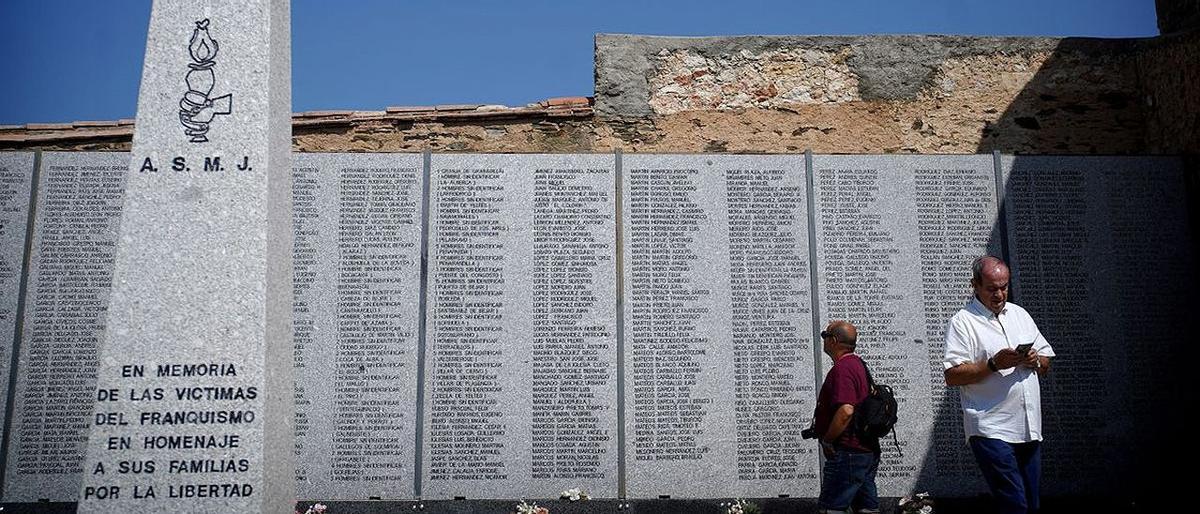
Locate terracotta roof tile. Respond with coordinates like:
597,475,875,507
296,110,354,118
73,120,120,127
348,112,388,122
0,126,133,143
386,106,436,114
545,96,590,108
435,104,483,112
26,123,73,130
2,98,594,145
292,117,353,127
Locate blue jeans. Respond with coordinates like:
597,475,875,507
818,447,880,513
969,437,1042,514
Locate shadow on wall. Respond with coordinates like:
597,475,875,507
973,37,1148,155
914,35,1199,509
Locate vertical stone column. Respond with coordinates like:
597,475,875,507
77,1,292,512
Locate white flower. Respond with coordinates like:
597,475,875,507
724,498,751,514
301,504,328,514
559,487,588,501
515,500,538,514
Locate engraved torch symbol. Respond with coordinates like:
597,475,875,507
179,19,232,143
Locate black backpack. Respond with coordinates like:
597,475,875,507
855,363,901,456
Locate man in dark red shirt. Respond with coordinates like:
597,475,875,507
812,320,879,514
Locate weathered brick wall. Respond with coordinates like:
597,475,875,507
593,35,1154,154
1139,30,1200,154
293,116,598,154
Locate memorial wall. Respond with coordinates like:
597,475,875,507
812,155,999,496
423,154,617,499
0,153,35,451
622,155,817,498
1001,156,1193,495
291,154,424,499
0,151,1192,502
3,152,127,501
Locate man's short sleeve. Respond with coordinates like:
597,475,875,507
1028,317,1056,358
943,315,977,370
828,365,861,407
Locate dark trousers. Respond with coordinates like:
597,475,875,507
817,448,880,513
969,436,1042,514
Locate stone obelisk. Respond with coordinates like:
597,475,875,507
77,1,293,512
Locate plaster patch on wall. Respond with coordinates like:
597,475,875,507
647,47,861,114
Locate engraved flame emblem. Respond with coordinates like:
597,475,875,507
179,18,232,143
188,19,218,63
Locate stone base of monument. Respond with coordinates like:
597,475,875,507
291,498,823,514
0,494,1155,513
283,496,1148,514
301,496,1162,514
0,502,77,514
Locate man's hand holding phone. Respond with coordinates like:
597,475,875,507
991,343,1036,371
1014,342,1039,369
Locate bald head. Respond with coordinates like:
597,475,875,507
824,320,858,348
821,320,858,359
971,256,1010,314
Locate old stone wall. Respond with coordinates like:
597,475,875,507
593,34,1182,155
1158,0,1200,33
1140,30,1200,154
1,32,1196,158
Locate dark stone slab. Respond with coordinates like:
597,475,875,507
1000,155,1195,497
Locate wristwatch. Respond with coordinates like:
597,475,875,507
987,357,998,372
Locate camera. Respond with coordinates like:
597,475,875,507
801,427,817,440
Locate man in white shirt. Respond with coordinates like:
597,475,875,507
943,256,1054,514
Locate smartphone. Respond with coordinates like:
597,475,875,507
1014,342,1034,355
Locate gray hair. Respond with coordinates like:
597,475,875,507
972,255,1008,282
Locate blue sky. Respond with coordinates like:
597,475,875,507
0,0,1161,124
